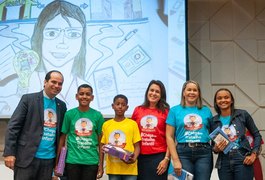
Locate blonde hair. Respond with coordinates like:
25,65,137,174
180,80,202,109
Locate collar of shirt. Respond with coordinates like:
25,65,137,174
43,91,55,101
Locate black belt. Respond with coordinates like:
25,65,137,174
178,142,209,148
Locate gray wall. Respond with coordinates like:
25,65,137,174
188,0,265,176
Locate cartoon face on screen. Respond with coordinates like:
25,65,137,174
108,130,126,148
42,15,83,67
32,1,87,77
44,109,57,128
184,114,203,130
75,118,93,136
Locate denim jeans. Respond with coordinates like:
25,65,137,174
109,174,137,180
177,143,213,180
218,149,253,180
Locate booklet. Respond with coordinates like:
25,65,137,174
168,169,194,180
103,144,133,162
56,146,67,176
209,126,234,154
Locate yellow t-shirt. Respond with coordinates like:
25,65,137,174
101,118,141,175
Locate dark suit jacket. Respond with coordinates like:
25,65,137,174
3,91,67,168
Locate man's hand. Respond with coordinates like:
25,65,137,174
4,156,16,170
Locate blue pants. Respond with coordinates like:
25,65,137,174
177,143,213,180
218,150,253,180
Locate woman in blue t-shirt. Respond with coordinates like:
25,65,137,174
166,80,213,180
210,88,262,180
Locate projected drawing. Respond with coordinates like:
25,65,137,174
118,45,151,76
0,1,88,114
0,0,187,117
13,50,39,95
93,67,117,109
116,29,138,49
168,0,186,79
0,0,155,116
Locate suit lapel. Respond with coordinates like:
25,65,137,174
37,91,44,125
56,99,61,128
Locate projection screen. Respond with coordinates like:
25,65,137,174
0,0,187,118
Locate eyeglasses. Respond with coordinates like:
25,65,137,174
43,27,83,40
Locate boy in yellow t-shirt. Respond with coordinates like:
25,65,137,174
101,94,141,180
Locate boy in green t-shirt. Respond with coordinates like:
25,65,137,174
55,84,105,180
101,94,141,180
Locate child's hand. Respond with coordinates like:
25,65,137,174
101,145,108,153
53,166,60,177
97,165,104,179
123,154,136,164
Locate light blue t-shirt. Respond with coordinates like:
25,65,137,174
166,105,212,143
35,96,57,159
220,115,240,149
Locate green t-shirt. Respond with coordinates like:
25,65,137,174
61,107,105,165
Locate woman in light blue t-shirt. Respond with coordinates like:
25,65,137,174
166,80,213,180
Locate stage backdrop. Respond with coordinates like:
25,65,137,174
0,0,187,118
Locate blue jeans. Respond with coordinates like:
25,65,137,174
218,149,253,180
177,143,213,180
109,174,137,180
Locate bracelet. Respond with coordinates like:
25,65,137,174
164,156,170,161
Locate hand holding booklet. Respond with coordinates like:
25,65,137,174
168,169,194,180
102,144,133,162
209,126,234,154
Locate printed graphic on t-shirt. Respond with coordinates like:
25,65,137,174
44,109,57,128
246,134,254,147
108,130,126,148
184,114,203,131
140,115,158,131
140,115,157,146
75,118,93,136
221,125,238,142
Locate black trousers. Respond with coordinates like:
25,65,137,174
14,158,54,180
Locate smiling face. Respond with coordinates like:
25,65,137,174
42,15,83,67
112,97,128,117
215,90,233,112
147,84,161,107
183,82,199,106
76,87,94,108
44,72,63,98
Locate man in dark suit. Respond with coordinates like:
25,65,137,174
3,70,67,180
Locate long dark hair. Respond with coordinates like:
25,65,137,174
142,80,169,113
31,0,87,79
214,88,235,115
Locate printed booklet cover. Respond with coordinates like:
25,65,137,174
168,162,194,180
103,144,133,162
168,169,194,180
209,126,234,154
56,146,67,176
